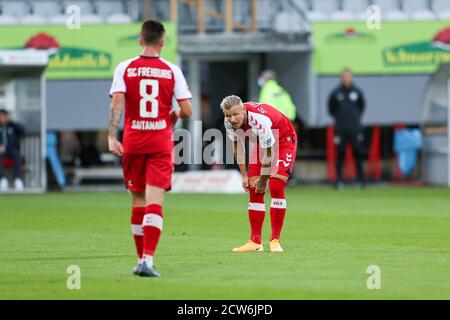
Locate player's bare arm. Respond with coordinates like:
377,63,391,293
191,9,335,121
233,139,249,192
178,99,193,119
169,97,192,127
254,145,274,194
108,93,125,156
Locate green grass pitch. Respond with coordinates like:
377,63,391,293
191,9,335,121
0,186,449,300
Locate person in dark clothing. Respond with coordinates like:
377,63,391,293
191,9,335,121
0,109,25,191
328,68,366,189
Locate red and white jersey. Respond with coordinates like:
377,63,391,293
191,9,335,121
225,102,296,148
110,56,191,154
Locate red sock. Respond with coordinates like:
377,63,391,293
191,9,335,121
269,178,287,241
142,204,163,256
131,207,145,259
248,188,265,244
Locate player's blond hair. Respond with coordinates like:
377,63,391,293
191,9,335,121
220,95,243,110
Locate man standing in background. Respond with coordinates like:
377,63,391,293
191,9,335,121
258,70,297,122
328,68,366,189
0,109,25,191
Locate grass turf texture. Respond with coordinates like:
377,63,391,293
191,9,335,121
0,186,449,300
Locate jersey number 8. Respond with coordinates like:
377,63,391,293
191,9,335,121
139,79,159,118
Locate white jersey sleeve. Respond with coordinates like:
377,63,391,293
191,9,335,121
109,58,137,96
247,111,276,149
110,61,127,95
161,58,192,101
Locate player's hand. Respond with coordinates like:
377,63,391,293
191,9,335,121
169,109,180,127
0,145,5,154
108,136,124,157
242,174,250,192
253,177,268,194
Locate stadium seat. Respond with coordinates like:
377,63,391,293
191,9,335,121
342,0,370,13
291,0,309,11
125,0,140,21
432,0,450,20
373,0,408,20
258,0,272,29
307,0,339,21
0,14,18,25
31,1,62,17
81,14,103,24
62,0,95,15
410,10,437,21
21,14,47,25
309,0,339,15
432,0,450,12
233,0,249,26
0,0,30,18
330,11,357,21
437,10,450,20
402,0,430,13
106,13,132,24
342,0,370,19
372,0,401,11
274,11,303,34
307,11,329,21
402,0,435,20
48,14,68,25
152,0,169,21
384,10,409,20
95,0,125,17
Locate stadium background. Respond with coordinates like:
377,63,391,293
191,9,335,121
0,0,450,300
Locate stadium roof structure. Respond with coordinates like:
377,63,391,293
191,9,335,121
179,32,311,55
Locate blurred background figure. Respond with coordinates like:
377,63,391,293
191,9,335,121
0,109,25,191
258,70,297,122
258,69,301,185
328,68,366,189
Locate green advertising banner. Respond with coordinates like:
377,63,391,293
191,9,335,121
0,22,177,80
312,21,450,75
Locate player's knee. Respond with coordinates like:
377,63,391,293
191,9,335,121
131,192,146,207
269,177,286,199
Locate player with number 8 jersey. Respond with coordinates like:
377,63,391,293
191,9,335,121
110,55,191,154
108,20,192,278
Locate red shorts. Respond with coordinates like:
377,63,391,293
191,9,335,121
122,152,173,193
248,136,297,178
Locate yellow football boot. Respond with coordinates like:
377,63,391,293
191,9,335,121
269,239,284,253
232,240,264,253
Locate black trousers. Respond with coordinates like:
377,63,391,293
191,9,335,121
0,148,22,179
335,128,365,182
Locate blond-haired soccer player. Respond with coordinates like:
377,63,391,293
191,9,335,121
221,95,297,252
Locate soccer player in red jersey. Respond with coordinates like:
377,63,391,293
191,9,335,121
108,20,192,277
221,95,297,253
